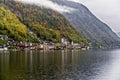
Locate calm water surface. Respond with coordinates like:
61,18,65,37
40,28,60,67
0,49,120,80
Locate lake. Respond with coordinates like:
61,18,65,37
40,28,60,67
0,49,120,80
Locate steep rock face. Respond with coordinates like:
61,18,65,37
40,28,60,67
0,0,88,43
53,0,120,47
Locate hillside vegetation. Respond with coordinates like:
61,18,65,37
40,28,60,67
0,0,88,44
0,5,36,42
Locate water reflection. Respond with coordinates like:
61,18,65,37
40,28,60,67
0,49,120,80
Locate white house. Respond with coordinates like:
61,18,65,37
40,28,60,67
61,38,69,45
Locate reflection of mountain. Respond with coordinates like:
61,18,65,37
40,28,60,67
0,50,111,80
54,0,120,48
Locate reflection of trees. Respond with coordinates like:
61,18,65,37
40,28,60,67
0,50,87,80
0,52,10,80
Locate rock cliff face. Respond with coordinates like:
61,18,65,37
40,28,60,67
54,0,120,48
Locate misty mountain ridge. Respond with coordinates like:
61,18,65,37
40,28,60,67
53,0,120,48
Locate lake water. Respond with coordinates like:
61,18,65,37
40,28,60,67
0,49,120,80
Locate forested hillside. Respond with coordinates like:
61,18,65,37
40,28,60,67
0,0,88,44
0,5,36,42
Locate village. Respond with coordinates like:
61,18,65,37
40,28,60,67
0,35,91,51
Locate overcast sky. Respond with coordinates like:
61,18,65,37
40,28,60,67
15,0,120,32
68,0,120,32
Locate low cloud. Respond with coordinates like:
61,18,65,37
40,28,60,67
14,0,75,13
67,0,81,3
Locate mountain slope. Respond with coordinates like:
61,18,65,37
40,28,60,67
0,5,36,42
54,0,120,48
116,32,120,37
0,0,88,44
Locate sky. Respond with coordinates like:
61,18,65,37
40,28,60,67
68,0,120,32
15,0,120,32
